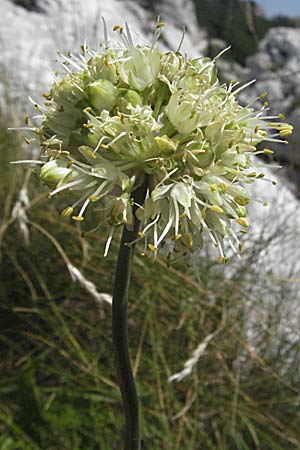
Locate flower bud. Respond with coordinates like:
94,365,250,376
40,160,72,188
154,135,179,154
117,89,143,113
88,79,117,112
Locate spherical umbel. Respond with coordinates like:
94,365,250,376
20,22,292,260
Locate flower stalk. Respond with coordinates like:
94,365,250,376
112,178,148,450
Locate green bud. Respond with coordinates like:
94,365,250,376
40,160,72,188
88,80,117,112
154,135,179,153
196,148,214,168
86,131,101,148
117,89,143,113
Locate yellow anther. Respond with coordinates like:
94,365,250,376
278,113,285,120
156,22,165,28
263,148,274,154
260,91,267,99
219,183,228,192
174,233,182,240
67,161,74,168
148,243,158,252
100,144,109,149
279,129,292,137
239,229,248,234
210,184,217,192
263,101,269,108
61,207,73,217
211,205,224,214
86,149,97,159
236,218,249,228
257,172,265,178
218,256,228,264
72,216,84,221
113,25,120,31
24,115,29,125
247,172,257,177
272,180,277,185
234,196,248,206
88,196,99,202
263,201,268,207
138,231,145,238
183,233,193,248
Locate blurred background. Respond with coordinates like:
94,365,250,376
1,1,300,448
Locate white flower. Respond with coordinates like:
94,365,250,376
118,47,161,91
166,90,201,134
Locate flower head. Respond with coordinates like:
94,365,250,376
22,22,292,260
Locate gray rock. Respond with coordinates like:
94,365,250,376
0,0,203,109
219,27,300,188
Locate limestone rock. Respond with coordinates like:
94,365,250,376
0,0,203,108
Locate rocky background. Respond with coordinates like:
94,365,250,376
1,2,300,447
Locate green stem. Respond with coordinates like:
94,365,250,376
112,178,148,450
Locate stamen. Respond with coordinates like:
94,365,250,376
176,25,186,52
104,228,114,257
50,179,83,197
142,215,160,234
78,198,91,217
